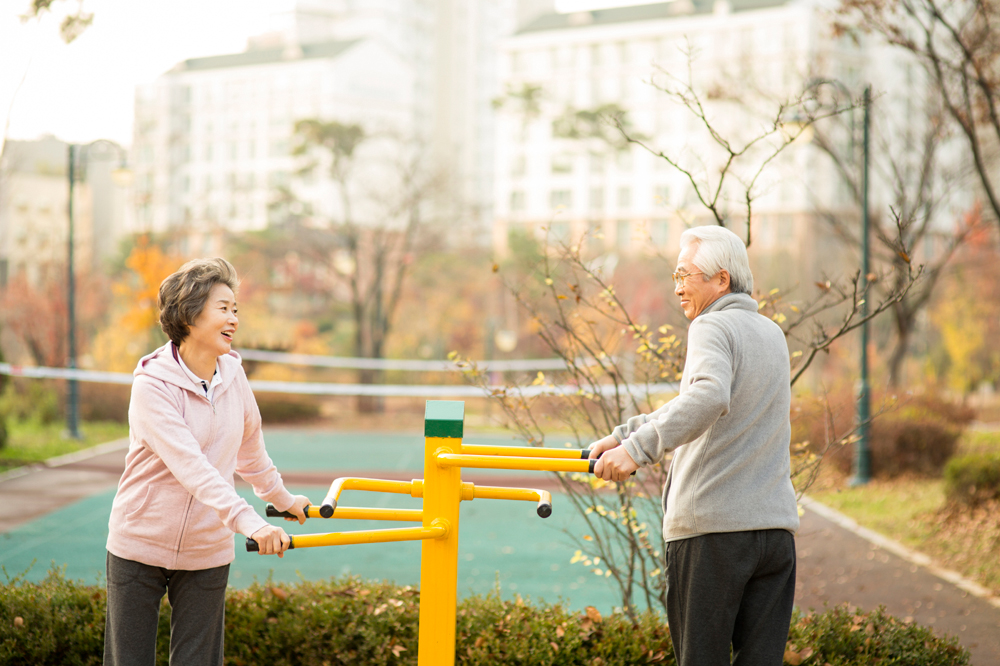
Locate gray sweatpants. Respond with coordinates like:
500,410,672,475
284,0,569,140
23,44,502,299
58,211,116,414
104,551,229,666
665,529,796,666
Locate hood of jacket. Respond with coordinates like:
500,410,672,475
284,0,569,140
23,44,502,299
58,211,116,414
134,342,243,395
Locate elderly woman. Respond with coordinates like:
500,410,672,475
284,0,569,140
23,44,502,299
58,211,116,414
104,258,311,666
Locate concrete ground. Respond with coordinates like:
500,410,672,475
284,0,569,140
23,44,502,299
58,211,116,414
2,429,999,665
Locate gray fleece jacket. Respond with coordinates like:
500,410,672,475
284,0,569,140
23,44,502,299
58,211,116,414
617,292,799,542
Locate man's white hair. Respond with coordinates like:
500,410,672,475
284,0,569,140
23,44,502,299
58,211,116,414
679,225,754,295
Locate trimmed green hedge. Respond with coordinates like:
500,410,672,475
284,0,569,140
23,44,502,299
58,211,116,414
0,569,969,665
944,451,1000,506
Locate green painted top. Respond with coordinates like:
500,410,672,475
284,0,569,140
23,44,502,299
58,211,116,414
424,401,464,438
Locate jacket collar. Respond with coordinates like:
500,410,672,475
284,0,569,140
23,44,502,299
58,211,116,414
696,292,758,319
134,341,242,395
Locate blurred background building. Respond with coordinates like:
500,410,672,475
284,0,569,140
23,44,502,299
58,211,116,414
129,0,520,248
0,136,131,288
491,0,858,270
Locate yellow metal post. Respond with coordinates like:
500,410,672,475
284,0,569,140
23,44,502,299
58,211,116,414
418,401,464,666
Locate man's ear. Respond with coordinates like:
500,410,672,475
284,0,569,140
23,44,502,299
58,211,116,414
718,270,731,290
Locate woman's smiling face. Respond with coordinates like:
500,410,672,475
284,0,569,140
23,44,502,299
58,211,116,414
185,282,238,357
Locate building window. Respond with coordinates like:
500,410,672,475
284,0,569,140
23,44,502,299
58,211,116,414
510,190,526,212
550,221,570,243
511,154,526,177
550,190,572,209
617,187,632,210
655,185,670,207
551,153,573,174
589,187,604,212
652,219,669,246
589,153,605,174
616,149,633,171
777,214,794,242
616,220,631,250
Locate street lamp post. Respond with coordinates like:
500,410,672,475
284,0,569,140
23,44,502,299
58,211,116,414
66,144,80,439
65,140,130,440
785,79,873,485
851,85,873,486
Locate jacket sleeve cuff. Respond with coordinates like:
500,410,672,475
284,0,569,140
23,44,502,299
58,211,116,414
622,437,653,467
237,510,270,539
266,488,297,514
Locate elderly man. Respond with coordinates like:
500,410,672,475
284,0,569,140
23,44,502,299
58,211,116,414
590,225,799,666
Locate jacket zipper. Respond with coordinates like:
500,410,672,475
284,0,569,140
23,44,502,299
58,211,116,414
175,494,195,561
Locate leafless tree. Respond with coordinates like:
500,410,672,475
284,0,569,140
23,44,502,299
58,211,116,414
290,121,443,412
836,0,1000,241
460,67,924,616
806,81,981,386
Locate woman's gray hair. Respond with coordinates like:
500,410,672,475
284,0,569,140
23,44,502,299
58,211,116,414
679,226,754,295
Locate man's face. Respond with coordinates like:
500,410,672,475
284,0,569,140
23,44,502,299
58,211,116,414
674,243,730,320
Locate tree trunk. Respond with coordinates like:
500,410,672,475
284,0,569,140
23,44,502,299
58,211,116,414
888,305,913,389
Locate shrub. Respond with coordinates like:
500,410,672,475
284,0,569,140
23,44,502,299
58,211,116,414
794,391,975,479
786,606,968,666
943,452,1000,506
0,569,969,665
255,395,322,423
78,382,131,423
0,379,60,425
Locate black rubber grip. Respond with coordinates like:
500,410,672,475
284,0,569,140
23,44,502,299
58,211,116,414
587,456,636,476
319,500,336,518
537,503,552,518
266,503,310,519
580,449,591,459
245,536,295,552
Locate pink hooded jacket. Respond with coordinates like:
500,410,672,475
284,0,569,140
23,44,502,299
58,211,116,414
106,342,295,570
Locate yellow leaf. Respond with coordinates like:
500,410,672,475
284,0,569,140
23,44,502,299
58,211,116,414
585,606,603,623
784,649,802,665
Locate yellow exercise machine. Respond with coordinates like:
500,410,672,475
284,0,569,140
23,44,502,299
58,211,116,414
246,400,600,666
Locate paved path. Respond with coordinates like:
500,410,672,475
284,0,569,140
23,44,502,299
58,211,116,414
0,440,129,534
794,501,1000,666
3,437,999,665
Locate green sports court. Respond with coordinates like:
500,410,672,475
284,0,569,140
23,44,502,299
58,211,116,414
0,429,646,613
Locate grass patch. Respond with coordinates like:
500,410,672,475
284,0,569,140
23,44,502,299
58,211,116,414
958,429,1000,455
0,419,129,473
810,428,1000,596
809,477,946,551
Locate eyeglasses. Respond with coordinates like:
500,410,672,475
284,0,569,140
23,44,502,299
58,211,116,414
672,270,704,287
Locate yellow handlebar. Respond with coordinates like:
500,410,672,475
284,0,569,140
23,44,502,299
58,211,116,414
320,477,422,518
434,452,595,475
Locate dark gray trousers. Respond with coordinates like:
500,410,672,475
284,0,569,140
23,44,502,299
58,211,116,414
104,551,229,666
665,529,796,666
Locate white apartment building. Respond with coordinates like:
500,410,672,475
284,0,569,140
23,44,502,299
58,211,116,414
132,0,524,245
491,0,877,273
0,136,129,287
132,36,415,240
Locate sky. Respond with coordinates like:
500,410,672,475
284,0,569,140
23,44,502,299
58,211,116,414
0,0,294,147
0,0,643,149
